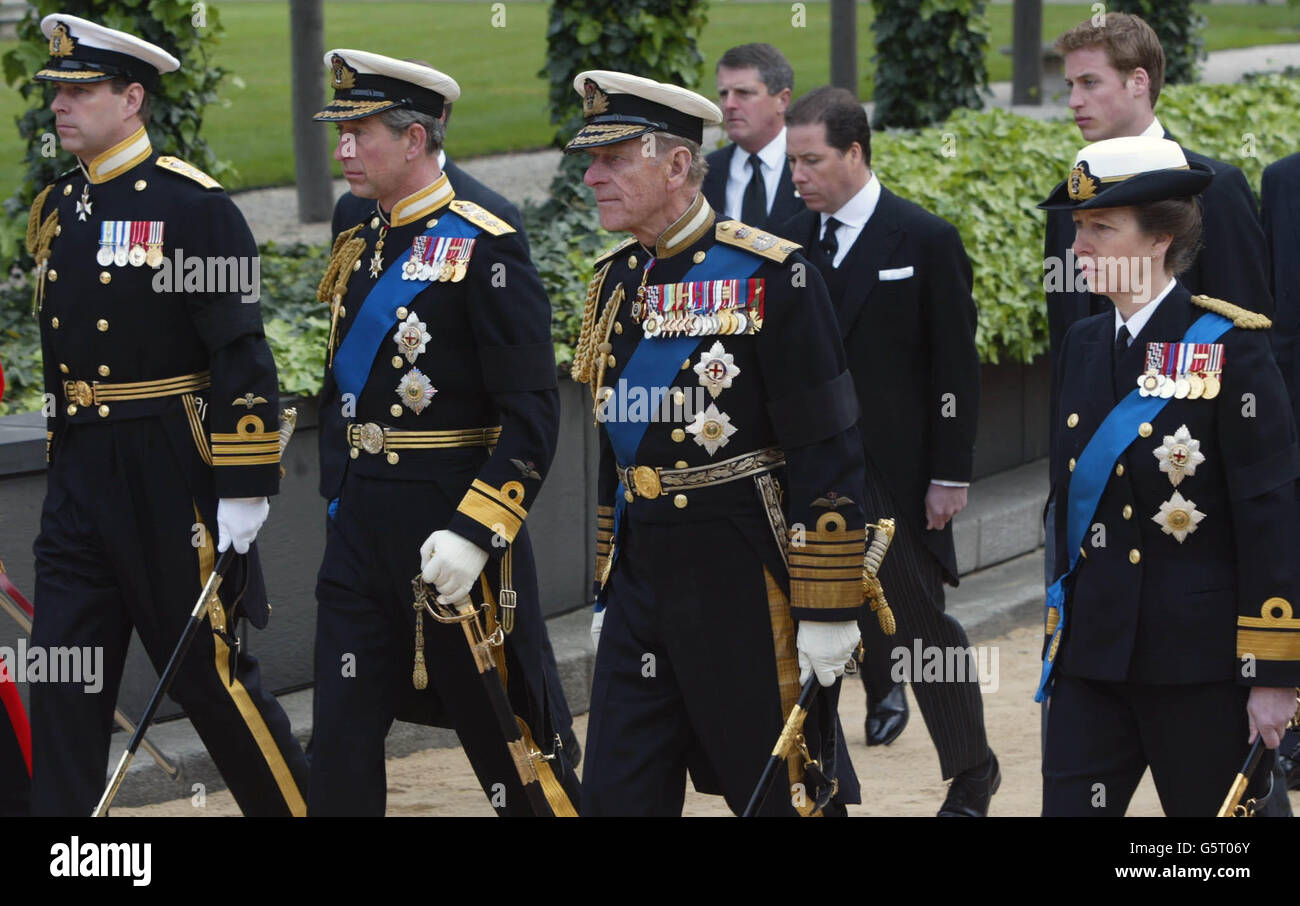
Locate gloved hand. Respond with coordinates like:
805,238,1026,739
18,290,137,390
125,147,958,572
419,529,489,604
590,609,605,650
217,497,270,554
797,620,861,687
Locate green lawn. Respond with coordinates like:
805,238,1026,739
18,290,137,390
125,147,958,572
0,1,1296,191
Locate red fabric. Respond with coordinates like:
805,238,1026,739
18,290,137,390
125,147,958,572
0,352,6,403
0,659,31,775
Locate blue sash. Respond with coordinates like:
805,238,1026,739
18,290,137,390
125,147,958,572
596,241,766,610
1036,311,1233,700
332,213,481,400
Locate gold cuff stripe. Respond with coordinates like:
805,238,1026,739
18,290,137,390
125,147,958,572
1238,616,1300,630
1237,630,1300,661
790,553,865,567
212,442,279,455
457,492,522,541
193,504,306,816
793,541,866,556
803,529,867,545
597,505,615,516
470,478,528,520
211,431,277,443
791,578,864,610
212,454,281,466
790,567,863,580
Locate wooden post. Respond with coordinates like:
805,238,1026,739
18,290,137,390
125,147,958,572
289,0,333,223
830,0,857,95
1011,0,1043,106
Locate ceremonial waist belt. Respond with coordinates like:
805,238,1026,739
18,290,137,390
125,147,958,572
62,371,211,411
619,446,785,500
347,422,502,457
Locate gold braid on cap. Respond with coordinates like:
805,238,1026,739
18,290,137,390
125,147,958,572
317,222,367,365
26,185,58,315
571,259,614,389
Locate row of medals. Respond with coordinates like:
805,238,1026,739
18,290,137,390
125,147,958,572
401,251,469,283
1136,370,1220,400
632,288,762,339
97,241,164,268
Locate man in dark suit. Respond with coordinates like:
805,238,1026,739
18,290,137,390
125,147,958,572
782,87,996,816
1046,13,1271,366
702,43,803,231
1262,150,1300,789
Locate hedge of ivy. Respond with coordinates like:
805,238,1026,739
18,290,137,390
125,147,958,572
3,73,1297,414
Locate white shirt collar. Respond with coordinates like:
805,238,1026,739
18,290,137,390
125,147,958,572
1115,277,1178,342
438,149,447,169
1139,116,1164,139
821,172,880,230
730,127,786,178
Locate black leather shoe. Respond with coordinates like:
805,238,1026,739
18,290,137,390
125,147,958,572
938,751,1000,817
864,681,909,747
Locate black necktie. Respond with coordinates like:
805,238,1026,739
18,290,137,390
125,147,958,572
741,154,767,225
820,217,842,266
1112,324,1131,396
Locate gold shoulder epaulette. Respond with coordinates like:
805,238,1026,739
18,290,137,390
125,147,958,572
155,156,222,190
715,220,801,264
594,237,637,267
1191,294,1272,330
449,199,514,236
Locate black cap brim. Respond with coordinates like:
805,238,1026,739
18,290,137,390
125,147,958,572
1039,161,1214,211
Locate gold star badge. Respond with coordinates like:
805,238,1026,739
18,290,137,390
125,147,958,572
1152,490,1205,543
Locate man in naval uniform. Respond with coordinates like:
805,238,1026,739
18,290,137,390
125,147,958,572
1039,137,1300,815
308,50,579,816
568,70,867,816
25,14,308,816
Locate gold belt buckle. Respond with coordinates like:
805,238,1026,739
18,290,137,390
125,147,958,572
66,380,94,407
632,465,662,499
356,422,385,455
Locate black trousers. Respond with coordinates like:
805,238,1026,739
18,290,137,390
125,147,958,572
583,515,857,816
309,472,579,816
1042,673,1271,816
858,474,989,779
30,420,308,816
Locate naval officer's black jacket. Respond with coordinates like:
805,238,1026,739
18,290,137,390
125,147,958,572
316,172,558,555
32,127,280,502
1050,284,1300,688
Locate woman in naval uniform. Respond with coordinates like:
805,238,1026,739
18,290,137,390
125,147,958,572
1038,136,1300,816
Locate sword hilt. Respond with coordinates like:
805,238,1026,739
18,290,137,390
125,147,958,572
864,519,897,636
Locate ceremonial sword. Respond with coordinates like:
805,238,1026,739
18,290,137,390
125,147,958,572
92,408,297,817
743,519,898,817
0,555,179,779
411,575,573,816
1217,691,1300,817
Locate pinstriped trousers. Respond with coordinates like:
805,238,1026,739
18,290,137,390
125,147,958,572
858,470,990,780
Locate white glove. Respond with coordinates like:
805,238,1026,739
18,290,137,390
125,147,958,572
590,609,605,650
419,529,489,604
216,497,269,554
797,621,861,687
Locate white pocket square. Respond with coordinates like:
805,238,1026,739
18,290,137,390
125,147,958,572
878,266,914,281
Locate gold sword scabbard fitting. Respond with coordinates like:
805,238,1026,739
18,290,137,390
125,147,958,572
771,704,809,758
1217,773,1252,817
506,738,542,785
